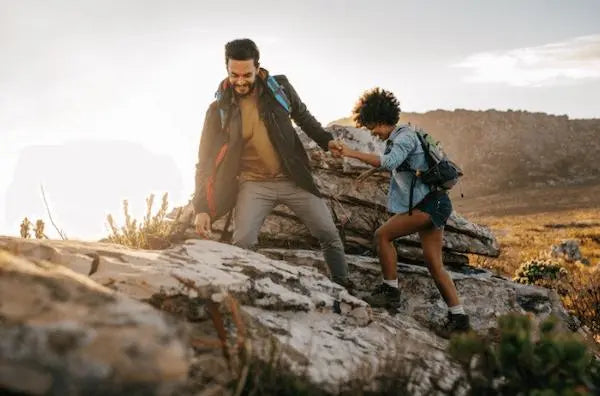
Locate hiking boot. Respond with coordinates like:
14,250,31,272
364,283,401,308
334,278,356,293
438,312,471,338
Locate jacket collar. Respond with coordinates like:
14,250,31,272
215,67,269,107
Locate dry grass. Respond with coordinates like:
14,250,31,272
466,205,600,339
560,270,600,336
467,208,600,277
19,217,48,239
105,192,183,250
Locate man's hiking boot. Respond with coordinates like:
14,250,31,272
335,278,356,294
437,312,471,338
333,279,358,313
364,283,401,308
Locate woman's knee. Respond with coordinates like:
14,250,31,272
427,261,444,277
374,226,389,244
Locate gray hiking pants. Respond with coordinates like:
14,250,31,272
232,180,348,284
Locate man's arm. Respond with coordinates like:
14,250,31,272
192,103,218,216
276,75,334,151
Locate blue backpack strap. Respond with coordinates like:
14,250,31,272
266,75,292,113
215,76,290,129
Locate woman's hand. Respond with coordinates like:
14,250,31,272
332,142,353,158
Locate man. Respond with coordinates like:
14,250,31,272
193,38,349,287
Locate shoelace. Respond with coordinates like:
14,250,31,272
372,283,389,295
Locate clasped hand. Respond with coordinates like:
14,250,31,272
328,139,349,158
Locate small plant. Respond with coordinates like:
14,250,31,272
19,218,47,239
561,270,600,336
513,257,567,287
34,219,47,239
449,313,599,395
106,192,183,249
19,217,32,238
237,347,329,396
512,256,600,340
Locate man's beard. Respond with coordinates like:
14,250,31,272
233,81,256,97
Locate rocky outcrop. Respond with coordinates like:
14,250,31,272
0,248,189,396
0,236,572,394
173,125,499,267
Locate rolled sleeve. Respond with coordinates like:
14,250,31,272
380,133,417,170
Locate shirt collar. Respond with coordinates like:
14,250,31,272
389,124,407,139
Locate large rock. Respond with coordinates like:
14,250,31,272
173,125,499,265
0,236,572,394
551,239,583,263
0,249,189,396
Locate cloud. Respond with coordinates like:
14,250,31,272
454,34,600,87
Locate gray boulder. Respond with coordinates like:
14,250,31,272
551,239,583,263
0,248,189,396
0,236,573,394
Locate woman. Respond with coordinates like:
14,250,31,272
333,88,470,335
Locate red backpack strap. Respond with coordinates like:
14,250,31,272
206,143,229,218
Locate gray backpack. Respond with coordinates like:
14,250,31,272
397,128,463,213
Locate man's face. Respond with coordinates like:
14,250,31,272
227,59,258,97
366,123,392,140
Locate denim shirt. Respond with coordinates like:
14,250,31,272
379,125,430,213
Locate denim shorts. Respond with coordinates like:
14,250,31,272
414,190,452,228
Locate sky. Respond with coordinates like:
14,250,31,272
1,0,599,240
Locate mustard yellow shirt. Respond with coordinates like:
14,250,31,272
238,91,286,181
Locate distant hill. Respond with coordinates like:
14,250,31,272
329,110,600,196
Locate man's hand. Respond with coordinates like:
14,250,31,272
194,212,212,237
334,142,353,158
328,139,344,158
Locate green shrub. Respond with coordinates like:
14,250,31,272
449,313,599,395
513,258,567,287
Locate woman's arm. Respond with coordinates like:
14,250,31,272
342,147,381,167
336,133,416,170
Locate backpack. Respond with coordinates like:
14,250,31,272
397,127,463,213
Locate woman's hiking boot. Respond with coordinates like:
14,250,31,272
364,283,401,308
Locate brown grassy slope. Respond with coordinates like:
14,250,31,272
453,185,600,277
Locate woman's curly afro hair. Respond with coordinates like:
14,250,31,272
351,88,400,128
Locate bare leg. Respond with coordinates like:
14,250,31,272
419,227,460,307
374,210,431,280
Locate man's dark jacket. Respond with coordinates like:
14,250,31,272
193,68,334,220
